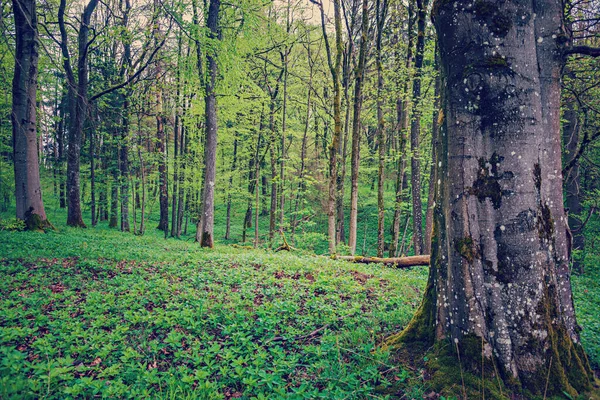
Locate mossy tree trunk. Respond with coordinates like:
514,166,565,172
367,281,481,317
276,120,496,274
12,0,49,231
392,0,594,397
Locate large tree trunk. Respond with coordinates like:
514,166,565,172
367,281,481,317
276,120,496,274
197,0,221,248
348,0,369,255
390,1,594,396
11,0,49,230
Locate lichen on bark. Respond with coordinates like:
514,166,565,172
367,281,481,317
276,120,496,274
386,0,597,397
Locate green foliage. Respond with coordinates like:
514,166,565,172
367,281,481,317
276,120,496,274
0,217,25,232
0,227,427,399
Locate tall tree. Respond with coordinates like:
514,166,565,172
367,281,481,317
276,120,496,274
409,0,427,255
310,0,343,255
424,50,440,255
390,0,595,396
375,0,389,257
348,0,369,255
12,0,49,230
58,0,99,227
197,0,221,247
390,0,414,257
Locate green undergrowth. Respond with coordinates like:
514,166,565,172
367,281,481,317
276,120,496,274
0,220,598,399
573,252,600,370
0,228,428,399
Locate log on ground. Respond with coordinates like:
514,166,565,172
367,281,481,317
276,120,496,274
336,255,430,268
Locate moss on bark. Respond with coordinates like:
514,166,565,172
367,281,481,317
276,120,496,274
23,208,54,232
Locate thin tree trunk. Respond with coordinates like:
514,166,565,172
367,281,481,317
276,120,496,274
280,2,290,229
171,37,182,238
292,60,312,238
376,0,388,257
225,136,237,239
563,99,584,273
409,0,427,254
254,144,261,248
197,0,221,247
423,51,440,255
57,94,66,209
348,0,369,255
138,146,146,235
90,115,96,226
268,99,277,247
120,94,130,232
155,81,168,232
109,166,118,227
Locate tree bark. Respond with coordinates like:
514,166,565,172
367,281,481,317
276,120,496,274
562,99,584,273
390,0,414,258
225,136,237,240
348,0,369,255
11,0,49,230
424,52,440,255
89,112,96,226
376,0,388,258
120,94,130,232
391,1,594,396
409,0,427,255
155,81,168,232
59,0,98,228
171,36,182,238
119,0,132,233
268,98,278,247
197,0,221,248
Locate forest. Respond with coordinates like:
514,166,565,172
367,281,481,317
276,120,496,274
1,0,600,398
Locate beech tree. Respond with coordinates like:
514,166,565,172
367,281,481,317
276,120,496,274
11,0,49,230
197,0,221,247
388,0,595,396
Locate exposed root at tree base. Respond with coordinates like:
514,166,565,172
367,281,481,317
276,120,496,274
24,211,55,233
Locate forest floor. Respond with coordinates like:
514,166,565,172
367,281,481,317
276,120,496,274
0,224,598,399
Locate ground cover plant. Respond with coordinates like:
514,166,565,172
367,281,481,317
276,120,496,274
1,222,599,399
0,226,429,399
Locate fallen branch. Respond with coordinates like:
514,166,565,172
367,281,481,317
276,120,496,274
336,255,430,268
275,229,297,252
